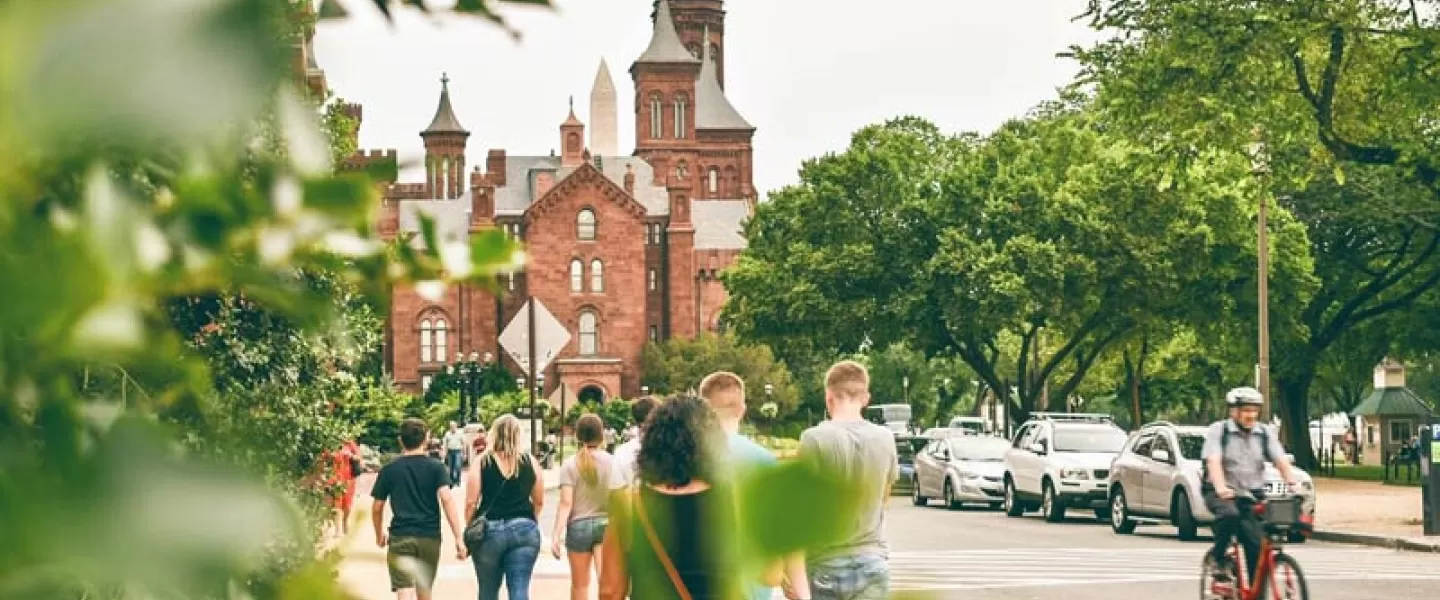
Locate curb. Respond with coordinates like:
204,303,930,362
1312,530,1440,553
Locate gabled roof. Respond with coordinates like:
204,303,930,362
635,0,699,65
492,155,669,217
1352,387,1434,418
422,74,468,135
695,26,752,130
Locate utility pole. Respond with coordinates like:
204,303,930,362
528,294,538,455
1252,139,1273,422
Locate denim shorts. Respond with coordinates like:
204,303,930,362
809,554,890,600
564,515,608,552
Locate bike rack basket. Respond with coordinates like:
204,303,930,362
1263,496,1304,530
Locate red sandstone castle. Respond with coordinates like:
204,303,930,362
327,1,755,402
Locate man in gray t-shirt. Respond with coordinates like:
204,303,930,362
798,361,898,600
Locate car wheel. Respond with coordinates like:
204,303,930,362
1174,491,1199,542
1004,477,1025,517
1042,480,1067,523
911,478,928,507
1110,488,1137,534
944,479,960,510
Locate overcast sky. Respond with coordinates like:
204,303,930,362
314,0,1100,196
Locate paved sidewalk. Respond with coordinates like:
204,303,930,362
336,470,576,599
1312,477,1438,551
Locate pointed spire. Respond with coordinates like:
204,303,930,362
423,73,468,135
563,95,583,126
695,26,751,130
636,0,699,64
592,58,616,94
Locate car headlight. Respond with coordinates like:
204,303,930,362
1059,468,1090,480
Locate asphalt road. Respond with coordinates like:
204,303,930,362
888,496,1439,600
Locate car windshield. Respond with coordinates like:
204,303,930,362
952,439,1010,461
1178,434,1205,460
1053,428,1128,453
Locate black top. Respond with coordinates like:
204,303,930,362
622,487,740,600
372,454,450,538
476,455,537,521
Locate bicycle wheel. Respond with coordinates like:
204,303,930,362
1260,553,1309,600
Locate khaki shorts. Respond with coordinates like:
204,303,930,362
386,535,442,591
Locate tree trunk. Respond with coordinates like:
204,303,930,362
1276,374,1319,470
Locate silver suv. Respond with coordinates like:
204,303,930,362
1003,413,1130,522
1107,421,1316,541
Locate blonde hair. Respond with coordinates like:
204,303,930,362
698,371,746,420
481,414,526,478
825,360,870,403
574,413,604,485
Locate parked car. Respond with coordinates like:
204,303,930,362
913,436,1011,509
1107,421,1316,541
947,416,988,436
893,434,921,495
1003,413,1129,522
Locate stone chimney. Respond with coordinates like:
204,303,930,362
486,150,507,186
1374,358,1406,389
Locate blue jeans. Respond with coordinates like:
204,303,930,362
446,449,463,485
808,554,890,600
471,518,540,600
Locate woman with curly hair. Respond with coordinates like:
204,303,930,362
599,394,778,600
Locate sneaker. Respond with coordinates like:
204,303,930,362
1210,556,1235,583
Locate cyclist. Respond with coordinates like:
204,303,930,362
1202,386,1300,583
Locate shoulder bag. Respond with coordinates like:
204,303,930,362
462,455,514,549
633,487,694,600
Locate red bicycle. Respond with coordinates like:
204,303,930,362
1199,492,1313,600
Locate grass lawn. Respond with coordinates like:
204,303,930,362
1323,464,1423,487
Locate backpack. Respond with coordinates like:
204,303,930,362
1201,423,1274,492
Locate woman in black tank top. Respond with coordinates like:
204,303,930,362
464,415,546,600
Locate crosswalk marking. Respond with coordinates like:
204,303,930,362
885,547,1440,591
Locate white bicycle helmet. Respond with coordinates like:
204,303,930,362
1225,386,1264,407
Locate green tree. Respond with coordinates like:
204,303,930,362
726,110,1310,427
640,333,800,421
1074,0,1440,203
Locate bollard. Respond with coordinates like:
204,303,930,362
1424,424,1437,536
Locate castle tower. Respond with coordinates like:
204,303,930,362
631,0,700,175
560,97,586,168
664,0,726,89
589,59,618,157
692,25,755,200
420,74,470,200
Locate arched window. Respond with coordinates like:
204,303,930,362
419,319,433,363
708,167,719,194
578,311,599,356
649,93,663,139
570,259,584,293
577,208,597,241
649,268,658,291
433,318,448,363
440,157,449,197
674,94,688,139
590,259,604,292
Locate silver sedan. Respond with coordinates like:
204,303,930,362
912,436,1012,510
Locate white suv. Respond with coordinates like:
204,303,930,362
1003,413,1130,522
1107,421,1316,541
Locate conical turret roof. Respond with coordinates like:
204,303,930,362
695,26,751,130
635,1,699,65
423,73,468,135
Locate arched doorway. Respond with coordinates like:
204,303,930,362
578,385,606,405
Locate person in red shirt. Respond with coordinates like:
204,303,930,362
330,439,362,535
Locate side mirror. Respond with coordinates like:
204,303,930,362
1028,442,1047,455
1150,449,1172,463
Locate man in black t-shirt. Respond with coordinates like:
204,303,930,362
372,418,466,600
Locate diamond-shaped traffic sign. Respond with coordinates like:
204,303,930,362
499,298,571,377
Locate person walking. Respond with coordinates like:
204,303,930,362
698,372,810,600
796,361,897,600
443,422,466,488
371,419,467,600
464,414,546,600
599,394,756,600
551,413,614,600
608,396,660,492
332,438,362,535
